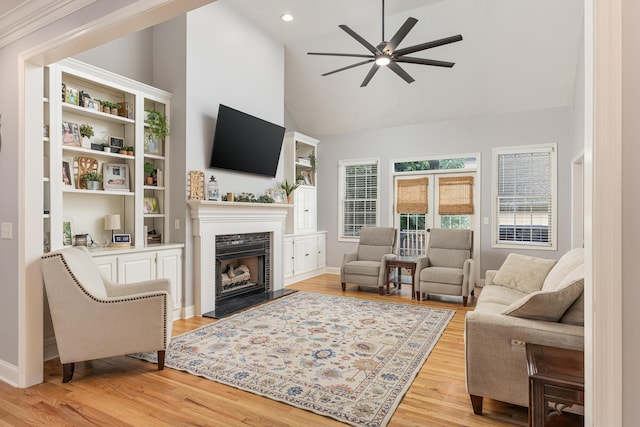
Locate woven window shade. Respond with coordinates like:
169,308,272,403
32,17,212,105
439,176,474,214
396,178,428,213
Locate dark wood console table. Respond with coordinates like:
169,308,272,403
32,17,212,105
526,343,584,427
384,256,417,299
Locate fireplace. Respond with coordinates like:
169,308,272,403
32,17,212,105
215,233,270,303
188,200,291,316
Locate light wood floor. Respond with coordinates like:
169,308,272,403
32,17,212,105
0,274,528,426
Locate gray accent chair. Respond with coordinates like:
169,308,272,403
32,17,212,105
415,228,475,306
41,246,173,382
341,227,397,294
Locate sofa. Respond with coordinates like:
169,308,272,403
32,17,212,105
465,247,584,414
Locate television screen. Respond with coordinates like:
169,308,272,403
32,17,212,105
209,104,286,177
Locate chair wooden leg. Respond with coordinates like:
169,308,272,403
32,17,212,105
341,282,346,292
157,350,165,370
62,362,75,383
470,394,483,415
463,296,468,306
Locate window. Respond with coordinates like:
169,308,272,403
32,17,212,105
339,158,379,240
493,144,556,249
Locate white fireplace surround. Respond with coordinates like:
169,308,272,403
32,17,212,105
188,200,291,315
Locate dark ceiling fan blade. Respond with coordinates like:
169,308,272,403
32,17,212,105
339,24,380,54
308,52,374,59
360,64,380,87
387,61,415,84
395,57,455,68
321,59,375,76
385,17,418,53
394,34,463,57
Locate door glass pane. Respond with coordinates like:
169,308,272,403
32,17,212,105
398,213,426,256
440,215,471,229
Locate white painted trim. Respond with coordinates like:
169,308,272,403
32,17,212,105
44,337,59,362
587,0,623,425
571,152,584,249
0,359,19,388
0,0,97,49
337,157,381,241
325,266,341,275
284,268,327,286
183,305,196,320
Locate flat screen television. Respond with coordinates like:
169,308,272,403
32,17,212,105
209,104,286,178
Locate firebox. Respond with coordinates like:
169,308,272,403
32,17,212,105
215,232,271,305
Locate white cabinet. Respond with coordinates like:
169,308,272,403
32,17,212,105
91,245,183,319
284,237,294,279
285,232,326,284
294,186,317,234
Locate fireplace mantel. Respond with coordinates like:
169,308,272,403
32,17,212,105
188,200,291,315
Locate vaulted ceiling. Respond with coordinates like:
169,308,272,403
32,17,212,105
227,0,584,136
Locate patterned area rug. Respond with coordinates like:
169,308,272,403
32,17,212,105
132,292,454,427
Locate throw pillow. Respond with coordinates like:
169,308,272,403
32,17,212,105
492,253,557,293
502,265,584,322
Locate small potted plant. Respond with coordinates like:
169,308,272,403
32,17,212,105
278,179,299,204
102,141,110,152
144,162,155,185
296,174,305,185
109,102,119,116
144,109,169,151
80,171,102,191
126,146,134,156
79,124,93,147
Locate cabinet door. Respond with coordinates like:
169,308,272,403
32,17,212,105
156,249,182,317
284,237,294,278
293,236,308,273
317,233,326,268
94,256,117,281
117,252,156,283
294,189,308,234
305,235,318,271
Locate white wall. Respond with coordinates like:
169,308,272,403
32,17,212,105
316,107,579,274
622,0,640,422
73,29,155,85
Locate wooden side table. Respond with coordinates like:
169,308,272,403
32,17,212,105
525,343,584,427
384,256,417,299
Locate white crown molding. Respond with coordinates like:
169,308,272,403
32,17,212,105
0,0,97,49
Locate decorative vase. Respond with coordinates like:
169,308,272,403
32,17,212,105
287,195,292,204
86,181,99,191
103,146,110,152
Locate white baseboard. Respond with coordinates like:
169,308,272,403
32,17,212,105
0,358,19,387
182,305,196,319
325,266,340,275
284,267,327,286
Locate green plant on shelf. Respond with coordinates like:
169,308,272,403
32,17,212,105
278,179,299,196
79,124,94,138
80,171,102,182
145,109,169,140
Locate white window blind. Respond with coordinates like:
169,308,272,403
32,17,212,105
339,159,379,239
494,145,556,248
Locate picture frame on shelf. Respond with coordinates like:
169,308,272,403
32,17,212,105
144,133,161,155
143,196,159,214
62,160,74,187
64,85,79,105
109,136,124,148
84,98,99,111
301,170,312,186
103,163,129,191
62,219,72,246
61,121,80,146
269,188,286,203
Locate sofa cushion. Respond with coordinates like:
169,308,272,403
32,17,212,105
475,284,529,307
542,247,584,291
492,253,557,293
419,266,463,285
501,265,584,322
342,260,382,277
559,292,584,326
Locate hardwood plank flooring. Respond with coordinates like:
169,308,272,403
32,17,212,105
0,274,528,426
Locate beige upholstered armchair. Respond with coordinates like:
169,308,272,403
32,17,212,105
415,228,475,306
341,227,397,294
41,246,173,382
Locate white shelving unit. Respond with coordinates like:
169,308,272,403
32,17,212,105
282,131,326,284
44,58,183,318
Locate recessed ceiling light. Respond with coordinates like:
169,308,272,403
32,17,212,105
281,13,294,22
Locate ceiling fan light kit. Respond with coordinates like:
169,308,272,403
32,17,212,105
308,0,462,87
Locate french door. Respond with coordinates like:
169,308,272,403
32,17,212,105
393,172,476,257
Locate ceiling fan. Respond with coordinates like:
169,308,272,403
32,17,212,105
307,0,463,87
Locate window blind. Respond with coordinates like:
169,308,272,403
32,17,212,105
496,149,553,246
396,177,428,213
439,176,473,214
341,161,378,237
